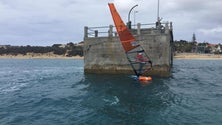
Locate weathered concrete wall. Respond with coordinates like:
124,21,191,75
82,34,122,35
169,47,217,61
84,23,173,77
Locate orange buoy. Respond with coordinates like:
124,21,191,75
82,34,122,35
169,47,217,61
138,76,152,81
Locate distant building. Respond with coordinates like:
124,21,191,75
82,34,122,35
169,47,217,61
208,44,222,54
59,44,66,48
76,41,84,46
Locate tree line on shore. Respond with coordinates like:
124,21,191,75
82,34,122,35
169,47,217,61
1,40,221,56
0,42,83,57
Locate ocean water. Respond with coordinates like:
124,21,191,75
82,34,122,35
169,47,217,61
0,59,222,125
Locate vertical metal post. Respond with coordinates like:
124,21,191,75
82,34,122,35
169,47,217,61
134,11,138,28
127,4,138,29
137,23,141,35
170,22,173,30
95,30,98,37
109,25,113,37
157,0,160,21
84,26,88,38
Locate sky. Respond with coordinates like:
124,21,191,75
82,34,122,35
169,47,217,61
0,0,222,46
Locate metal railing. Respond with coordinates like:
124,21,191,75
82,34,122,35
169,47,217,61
84,22,173,38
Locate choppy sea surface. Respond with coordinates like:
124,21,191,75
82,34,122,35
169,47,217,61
0,59,222,125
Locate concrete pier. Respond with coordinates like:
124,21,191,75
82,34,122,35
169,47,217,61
84,22,173,77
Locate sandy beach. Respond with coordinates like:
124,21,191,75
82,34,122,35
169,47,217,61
174,53,222,60
1,53,222,60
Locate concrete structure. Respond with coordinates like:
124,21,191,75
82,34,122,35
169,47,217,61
83,22,173,77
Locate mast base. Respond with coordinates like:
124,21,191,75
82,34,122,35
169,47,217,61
138,76,152,81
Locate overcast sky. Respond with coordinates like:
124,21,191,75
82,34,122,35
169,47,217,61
0,0,221,46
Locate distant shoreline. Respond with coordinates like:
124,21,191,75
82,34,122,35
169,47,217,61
0,54,83,59
174,53,222,60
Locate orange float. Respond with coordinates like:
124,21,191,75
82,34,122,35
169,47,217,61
138,76,152,81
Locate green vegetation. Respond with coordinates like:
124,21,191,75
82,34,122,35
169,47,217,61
0,42,83,57
1,40,221,56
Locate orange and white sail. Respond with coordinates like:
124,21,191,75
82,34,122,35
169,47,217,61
108,3,139,52
108,3,152,78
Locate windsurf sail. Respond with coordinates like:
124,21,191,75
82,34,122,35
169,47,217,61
108,3,152,76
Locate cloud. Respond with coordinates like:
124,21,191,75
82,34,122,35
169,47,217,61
198,27,222,35
0,0,86,45
0,0,221,45
196,27,222,43
113,0,138,11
